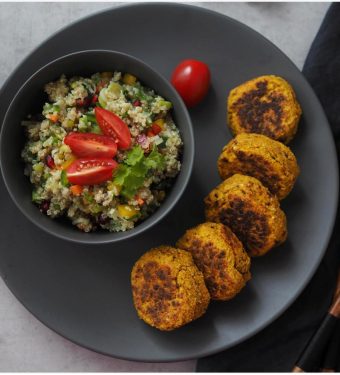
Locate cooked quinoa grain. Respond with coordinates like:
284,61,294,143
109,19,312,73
21,72,183,232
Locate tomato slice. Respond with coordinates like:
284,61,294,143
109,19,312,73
64,132,117,158
66,158,118,185
94,107,131,150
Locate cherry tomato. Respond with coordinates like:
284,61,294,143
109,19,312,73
171,59,211,107
66,158,118,186
64,132,117,158
94,107,131,150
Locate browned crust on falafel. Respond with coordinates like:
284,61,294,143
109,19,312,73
177,222,251,301
227,75,302,143
205,174,287,257
131,246,210,331
218,133,300,200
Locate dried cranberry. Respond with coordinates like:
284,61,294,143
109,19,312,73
39,200,50,213
45,155,55,169
76,97,91,108
96,81,106,94
97,214,109,226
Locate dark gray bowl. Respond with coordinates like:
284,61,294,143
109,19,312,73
0,50,194,244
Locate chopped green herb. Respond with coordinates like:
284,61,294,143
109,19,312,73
43,103,60,115
85,113,97,124
90,124,102,134
52,203,61,211
90,204,102,214
125,146,144,166
32,190,42,203
113,145,165,199
144,147,165,170
158,100,172,110
60,170,69,187
114,164,130,186
83,191,94,204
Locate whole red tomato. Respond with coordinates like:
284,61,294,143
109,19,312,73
171,59,211,108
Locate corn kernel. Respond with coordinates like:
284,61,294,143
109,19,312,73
154,118,165,129
117,204,138,219
123,73,137,85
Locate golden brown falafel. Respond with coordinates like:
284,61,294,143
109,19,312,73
205,174,287,257
218,133,299,200
131,246,210,331
177,222,251,301
227,75,302,143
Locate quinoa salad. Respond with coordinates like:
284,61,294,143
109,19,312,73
21,71,183,232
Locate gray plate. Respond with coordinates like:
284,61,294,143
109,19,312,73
0,3,338,362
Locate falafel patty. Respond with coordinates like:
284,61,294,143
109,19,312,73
177,222,251,301
227,75,302,143
131,246,210,331
218,133,299,200
205,174,287,257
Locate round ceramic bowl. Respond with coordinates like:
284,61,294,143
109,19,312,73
0,50,194,244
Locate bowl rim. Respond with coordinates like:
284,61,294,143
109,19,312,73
0,49,194,245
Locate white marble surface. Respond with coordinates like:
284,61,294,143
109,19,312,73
0,2,330,372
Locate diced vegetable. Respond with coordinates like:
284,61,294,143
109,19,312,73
46,114,59,123
70,185,83,196
123,73,137,85
43,103,60,115
151,123,162,135
117,204,138,219
154,118,165,128
60,170,69,187
135,196,145,206
32,190,43,203
158,100,172,110
33,163,44,173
